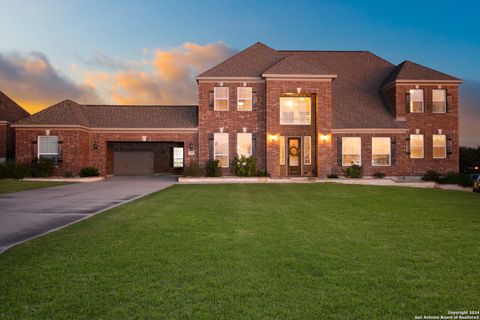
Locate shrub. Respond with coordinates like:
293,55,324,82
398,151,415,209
256,170,270,177
30,158,55,177
233,156,257,177
327,173,339,179
0,161,31,179
437,171,473,187
344,165,362,178
422,170,441,182
205,159,222,177
373,172,386,179
79,166,99,177
63,171,74,178
183,163,203,177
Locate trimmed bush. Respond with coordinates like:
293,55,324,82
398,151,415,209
422,170,441,181
30,158,55,177
183,163,203,177
205,159,222,177
373,172,386,179
79,167,99,177
233,156,257,177
437,171,473,187
63,171,74,178
327,173,339,179
344,165,362,178
0,161,31,179
256,170,270,177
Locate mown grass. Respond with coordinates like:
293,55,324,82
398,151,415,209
0,183,479,319
0,180,70,194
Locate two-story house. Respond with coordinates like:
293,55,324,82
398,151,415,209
11,42,462,177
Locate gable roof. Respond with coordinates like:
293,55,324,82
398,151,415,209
16,100,198,128
0,90,30,122
382,60,461,87
262,54,333,76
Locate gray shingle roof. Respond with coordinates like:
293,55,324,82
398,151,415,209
0,90,30,122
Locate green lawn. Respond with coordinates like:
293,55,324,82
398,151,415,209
0,180,71,194
0,184,479,319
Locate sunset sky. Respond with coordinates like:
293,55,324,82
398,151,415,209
0,0,479,146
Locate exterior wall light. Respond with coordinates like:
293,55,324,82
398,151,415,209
319,134,329,143
92,142,98,150
269,134,278,142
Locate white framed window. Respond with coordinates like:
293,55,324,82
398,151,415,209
433,134,447,159
38,136,59,159
279,136,285,165
432,89,446,113
237,133,252,157
237,87,252,111
280,97,311,125
173,147,184,168
410,89,424,113
342,137,361,166
372,137,391,166
304,136,311,165
214,133,229,167
214,87,229,111
410,134,424,158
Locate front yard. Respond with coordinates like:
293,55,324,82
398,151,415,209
0,184,478,319
0,180,70,194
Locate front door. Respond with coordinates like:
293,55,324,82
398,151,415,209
288,137,301,176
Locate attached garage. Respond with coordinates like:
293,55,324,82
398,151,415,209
114,151,154,175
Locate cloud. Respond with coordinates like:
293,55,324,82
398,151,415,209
460,79,480,147
77,52,145,71
85,41,237,105
0,50,100,113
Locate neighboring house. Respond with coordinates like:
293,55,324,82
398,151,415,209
0,90,30,163
12,42,462,177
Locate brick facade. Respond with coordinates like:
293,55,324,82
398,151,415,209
0,123,9,161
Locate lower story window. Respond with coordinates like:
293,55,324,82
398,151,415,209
410,134,424,159
38,136,59,161
173,147,184,168
237,133,252,157
342,137,361,166
433,134,446,159
372,137,391,166
214,133,229,167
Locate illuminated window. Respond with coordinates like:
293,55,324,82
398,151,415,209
214,87,229,111
237,133,252,157
410,89,424,113
410,134,424,158
433,134,447,159
214,133,229,167
432,89,446,113
38,136,59,160
173,147,184,168
279,136,285,165
372,137,391,166
342,137,361,166
304,136,311,165
280,97,311,125
237,87,252,111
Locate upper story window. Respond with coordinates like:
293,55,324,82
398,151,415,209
38,136,59,160
237,87,252,111
409,89,424,113
280,97,311,125
214,87,229,111
433,134,447,159
342,137,361,166
432,89,446,113
372,137,391,166
410,134,424,158
214,133,229,167
237,133,252,157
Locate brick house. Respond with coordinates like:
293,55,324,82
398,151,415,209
12,42,462,177
0,90,30,163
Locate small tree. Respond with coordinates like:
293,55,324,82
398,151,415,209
233,155,257,177
205,159,222,177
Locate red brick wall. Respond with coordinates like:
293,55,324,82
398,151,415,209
198,81,266,174
0,123,8,160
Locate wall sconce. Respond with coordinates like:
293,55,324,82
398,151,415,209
189,143,193,150
92,142,98,150
319,134,329,143
269,134,278,142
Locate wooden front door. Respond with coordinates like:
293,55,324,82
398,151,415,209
288,137,301,176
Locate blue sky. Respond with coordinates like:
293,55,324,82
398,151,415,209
0,0,479,145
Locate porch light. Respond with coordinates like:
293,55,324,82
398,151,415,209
269,134,278,142
92,142,98,150
319,134,329,143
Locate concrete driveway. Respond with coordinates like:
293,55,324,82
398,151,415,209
0,175,176,253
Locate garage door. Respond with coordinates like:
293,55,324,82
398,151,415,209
114,151,154,175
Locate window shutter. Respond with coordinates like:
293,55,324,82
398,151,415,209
58,140,63,163
208,89,214,111
337,137,342,166
447,134,453,157
391,137,396,165
252,89,258,111
208,133,214,159
405,136,411,155
405,92,411,113
31,139,37,159
252,133,257,157
446,91,452,113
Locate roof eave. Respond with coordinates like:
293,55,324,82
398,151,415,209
261,73,338,79
381,79,463,90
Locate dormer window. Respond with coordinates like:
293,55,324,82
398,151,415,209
409,89,424,113
214,87,229,111
432,89,446,113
